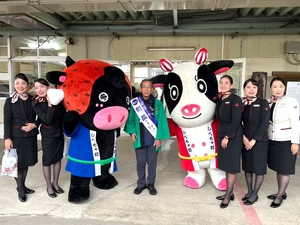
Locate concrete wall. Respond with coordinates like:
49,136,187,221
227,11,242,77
67,34,300,87
67,33,300,96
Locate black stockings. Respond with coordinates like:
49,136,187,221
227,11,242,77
15,167,28,198
223,172,236,204
274,173,290,203
52,161,62,189
43,161,62,194
244,172,264,201
244,172,253,197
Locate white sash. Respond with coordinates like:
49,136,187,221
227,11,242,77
131,96,157,138
181,128,200,170
90,130,101,176
109,130,117,173
181,123,217,169
207,124,217,168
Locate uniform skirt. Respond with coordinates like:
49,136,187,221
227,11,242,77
42,136,64,166
242,141,268,175
12,136,38,169
268,140,297,174
218,135,243,173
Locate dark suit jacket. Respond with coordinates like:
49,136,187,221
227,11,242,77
3,96,40,139
215,93,243,139
242,98,270,142
32,100,65,137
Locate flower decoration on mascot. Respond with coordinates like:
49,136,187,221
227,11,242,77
46,57,131,202
154,48,234,190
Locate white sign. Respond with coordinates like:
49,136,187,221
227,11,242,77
286,81,300,116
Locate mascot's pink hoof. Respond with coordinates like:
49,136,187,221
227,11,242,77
184,177,201,189
217,178,227,191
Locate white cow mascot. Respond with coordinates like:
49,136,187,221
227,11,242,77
155,48,234,190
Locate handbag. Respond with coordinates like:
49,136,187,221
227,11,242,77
1,148,18,178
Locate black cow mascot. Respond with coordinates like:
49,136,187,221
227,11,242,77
46,57,131,203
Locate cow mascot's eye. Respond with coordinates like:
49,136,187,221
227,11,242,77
99,92,109,102
196,79,207,94
126,96,130,105
168,84,179,101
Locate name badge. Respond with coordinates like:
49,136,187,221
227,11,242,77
225,101,230,104
253,104,260,107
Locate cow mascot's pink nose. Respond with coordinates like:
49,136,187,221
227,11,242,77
93,106,129,130
181,104,201,117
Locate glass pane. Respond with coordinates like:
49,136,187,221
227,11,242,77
227,62,243,96
40,61,65,78
134,67,148,78
134,67,149,86
12,36,37,57
0,38,8,56
0,61,9,98
39,36,66,56
150,68,163,77
11,36,66,57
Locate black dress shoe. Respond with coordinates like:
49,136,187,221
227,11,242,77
243,196,258,205
47,188,57,198
220,200,230,209
270,199,283,208
52,184,64,194
134,186,146,195
16,186,35,194
24,187,35,194
216,194,234,201
242,196,249,202
267,193,287,200
18,194,27,202
147,184,157,195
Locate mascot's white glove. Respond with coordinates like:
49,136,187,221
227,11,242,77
47,89,64,105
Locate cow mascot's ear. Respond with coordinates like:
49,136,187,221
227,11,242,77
104,66,127,88
197,60,234,102
149,74,167,102
46,56,131,203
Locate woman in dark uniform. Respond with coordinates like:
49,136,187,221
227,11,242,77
267,77,299,208
241,79,270,205
4,73,40,202
215,75,243,209
33,78,65,198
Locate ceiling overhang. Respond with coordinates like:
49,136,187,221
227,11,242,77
0,0,299,37
0,1,300,13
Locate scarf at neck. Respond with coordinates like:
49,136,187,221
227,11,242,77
217,91,231,99
267,95,284,104
242,96,257,106
11,91,28,103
